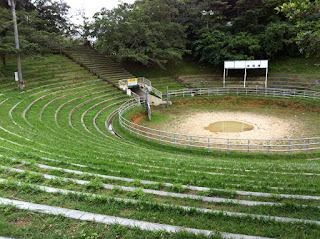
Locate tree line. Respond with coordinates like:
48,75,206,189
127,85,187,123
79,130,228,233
1,0,319,69
87,0,319,68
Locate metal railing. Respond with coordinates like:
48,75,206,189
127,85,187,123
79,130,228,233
119,87,320,155
138,77,163,99
165,87,320,101
151,87,163,99
138,77,151,87
119,77,163,99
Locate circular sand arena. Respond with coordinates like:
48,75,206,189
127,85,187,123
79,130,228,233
122,91,320,154
163,111,303,140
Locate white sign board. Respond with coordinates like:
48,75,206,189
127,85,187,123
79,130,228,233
224,61,234,69
224,60,268,69
235,61,246,69
223,60,269,88
127,78,138,87
15,72,19,82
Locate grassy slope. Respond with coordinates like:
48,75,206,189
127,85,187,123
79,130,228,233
122,55,320,78
0,54,319,238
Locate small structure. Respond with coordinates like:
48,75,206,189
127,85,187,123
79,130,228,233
119,77,165,106
223,60,269,88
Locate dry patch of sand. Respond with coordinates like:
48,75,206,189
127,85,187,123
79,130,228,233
160,111,304,140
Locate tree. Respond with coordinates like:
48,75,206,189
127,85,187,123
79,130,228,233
0,0,70,65
32,0,70,33
193,29,261,64
277,0,320,57
258,22,299,57
91,0,188,68
192,0,299,64
0,6,16,65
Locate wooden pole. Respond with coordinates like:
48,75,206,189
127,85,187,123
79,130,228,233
9,0,23,90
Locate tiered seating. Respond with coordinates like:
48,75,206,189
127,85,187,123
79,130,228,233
64,45,135,87
149,77,187,93
268,74,320,90
0,55,319,238
179,74,266,88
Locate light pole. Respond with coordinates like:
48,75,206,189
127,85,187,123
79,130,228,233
8,0,23,90
202,10,214,28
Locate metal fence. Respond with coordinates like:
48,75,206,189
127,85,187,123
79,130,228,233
118,87,320,155
165,87,320,101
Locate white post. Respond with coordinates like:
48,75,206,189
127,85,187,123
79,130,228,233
223,68,226,87
265,68,268,88
244,68,247,88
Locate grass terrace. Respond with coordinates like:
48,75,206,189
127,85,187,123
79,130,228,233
0,54,319,238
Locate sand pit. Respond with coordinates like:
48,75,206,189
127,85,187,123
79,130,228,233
156,111,305,140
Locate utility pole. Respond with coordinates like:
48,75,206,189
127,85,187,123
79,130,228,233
8,0,23,90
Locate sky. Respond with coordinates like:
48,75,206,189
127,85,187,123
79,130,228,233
65,0,136,24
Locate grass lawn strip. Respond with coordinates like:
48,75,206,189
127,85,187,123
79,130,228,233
0,141,318,197
1,180,319,238
0,197,272,239
4,156,320,201
0,209,220,239
1,178,319,226
3,165,319,208
0,99,9,106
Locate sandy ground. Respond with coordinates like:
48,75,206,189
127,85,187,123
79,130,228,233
161,111,304,140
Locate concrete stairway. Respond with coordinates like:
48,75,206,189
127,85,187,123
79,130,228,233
64,45,135,88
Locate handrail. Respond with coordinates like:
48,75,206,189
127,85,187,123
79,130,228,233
119,87,320,155
120,77,163,99
151,87,163,99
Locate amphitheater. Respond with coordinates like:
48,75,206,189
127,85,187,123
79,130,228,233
0,45,320,238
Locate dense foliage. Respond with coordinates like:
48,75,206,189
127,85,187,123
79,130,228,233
91,0,188,68
1,0,317,68
277,0,320,57
0,0,70,65
89,0,305,67
191,0,299,63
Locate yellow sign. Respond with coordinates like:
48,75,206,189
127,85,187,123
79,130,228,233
128,78,138,86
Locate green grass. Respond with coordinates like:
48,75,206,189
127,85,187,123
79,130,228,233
122,55,220,78
0,181,319,239
0,53,320,238
121,55,320,78
269,57,320,76
0,205,218,239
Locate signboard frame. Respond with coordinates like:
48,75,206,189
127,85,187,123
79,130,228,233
223,60,269,88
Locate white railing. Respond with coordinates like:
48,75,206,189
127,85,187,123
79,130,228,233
138,77,151,87
165,87,320,101
120,77,163,99
151,87,163,99
119,87,320,155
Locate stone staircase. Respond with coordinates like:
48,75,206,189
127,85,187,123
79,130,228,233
64,45,135,88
